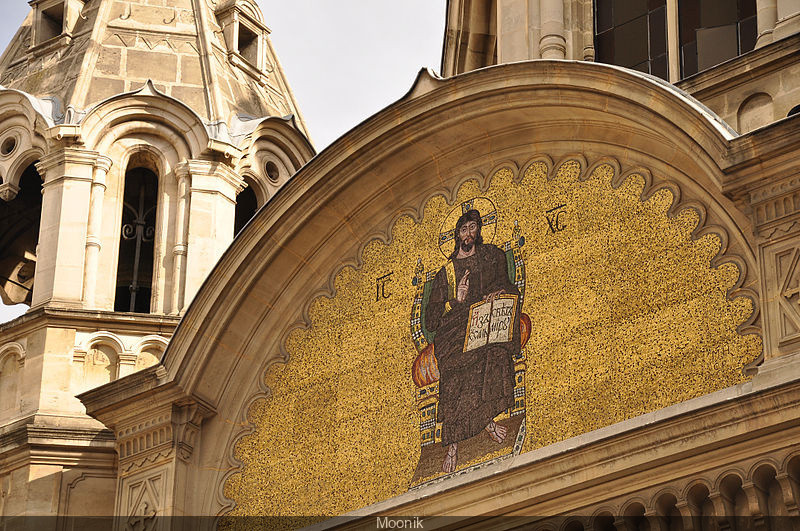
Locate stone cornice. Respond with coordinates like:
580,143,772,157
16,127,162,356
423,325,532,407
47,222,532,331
677,33,800,99
721,115,800,196
0,307,180,340
178,158,246,195
0,424,115,458
36,147,100,181
344,362,800,518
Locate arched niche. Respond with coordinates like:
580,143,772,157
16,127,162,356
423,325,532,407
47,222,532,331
82,61,763,519
737,93,774,134
0,342,24,420
133,335,168,372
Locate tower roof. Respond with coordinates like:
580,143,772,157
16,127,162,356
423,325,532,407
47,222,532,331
0,0,308,137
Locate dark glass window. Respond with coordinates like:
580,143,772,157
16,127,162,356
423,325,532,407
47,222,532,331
679,0,757,77
594,0,669,80
115,168,158,313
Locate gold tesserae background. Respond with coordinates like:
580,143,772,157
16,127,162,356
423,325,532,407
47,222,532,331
224,160,761,518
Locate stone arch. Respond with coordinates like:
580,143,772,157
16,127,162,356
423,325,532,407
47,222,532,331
681,479,714,520
737,92,774,134
751,461,790,517
589,508,617,531
79,332,127,357
80,81,210,158
75,332,126,391
81,60,766,518
716,471,748,518
560,518,586,531
0,342,25,365
620,499,648,529
132,335,168,371
234,116,315,201
216,0,266,24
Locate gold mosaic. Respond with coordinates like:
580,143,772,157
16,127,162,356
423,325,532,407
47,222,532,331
224,160,761,518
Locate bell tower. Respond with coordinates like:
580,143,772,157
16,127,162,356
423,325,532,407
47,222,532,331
0,0,313,520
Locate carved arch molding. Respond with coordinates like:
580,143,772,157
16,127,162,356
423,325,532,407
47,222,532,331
217,154,763,517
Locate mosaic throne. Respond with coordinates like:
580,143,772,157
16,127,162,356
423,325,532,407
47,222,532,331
409,220,529,448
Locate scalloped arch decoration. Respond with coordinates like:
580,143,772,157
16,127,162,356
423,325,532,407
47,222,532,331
222,158,761,518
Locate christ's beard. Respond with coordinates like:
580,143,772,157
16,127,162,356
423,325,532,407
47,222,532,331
460,241,474,253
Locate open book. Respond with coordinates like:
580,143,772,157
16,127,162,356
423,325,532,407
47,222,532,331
463,293,518,352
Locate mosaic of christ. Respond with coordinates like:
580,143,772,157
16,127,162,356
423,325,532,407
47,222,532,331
409,198,531,485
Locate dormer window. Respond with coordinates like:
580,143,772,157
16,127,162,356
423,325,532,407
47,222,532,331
238,23,260,67
38,2,64,43
216,0,270,82
29,0,84,51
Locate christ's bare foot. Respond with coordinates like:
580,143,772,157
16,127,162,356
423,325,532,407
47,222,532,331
485,421,508,443
442,443,458,474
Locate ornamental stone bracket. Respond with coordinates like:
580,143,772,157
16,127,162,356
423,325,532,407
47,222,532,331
0,182,20,201
112,397,215,524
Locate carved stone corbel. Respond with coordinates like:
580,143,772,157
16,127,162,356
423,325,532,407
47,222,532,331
172,402,213,462
0,182,20,201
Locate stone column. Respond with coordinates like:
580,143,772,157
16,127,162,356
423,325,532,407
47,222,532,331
540,0,566,59
182,160,244,307
773,0,800,41
172,165,191,314
82,155,113,309
756,0,778,47
32,148,100,309
497,0,540,62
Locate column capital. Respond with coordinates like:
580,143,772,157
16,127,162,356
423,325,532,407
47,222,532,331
94,154,113,174
177,159,246,200
36,147,102,184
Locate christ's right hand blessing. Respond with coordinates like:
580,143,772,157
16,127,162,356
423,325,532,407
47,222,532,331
456,269,470,303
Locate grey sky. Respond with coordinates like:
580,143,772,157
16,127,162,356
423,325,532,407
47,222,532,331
0,1,446,323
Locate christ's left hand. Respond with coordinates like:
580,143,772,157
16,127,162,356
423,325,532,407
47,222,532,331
483,289,505,303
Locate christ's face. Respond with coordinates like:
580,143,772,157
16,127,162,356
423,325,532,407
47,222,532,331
458,221,479,252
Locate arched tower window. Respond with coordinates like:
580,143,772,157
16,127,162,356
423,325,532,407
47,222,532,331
234,184,259,236
114,166,158,313
0,162,42,308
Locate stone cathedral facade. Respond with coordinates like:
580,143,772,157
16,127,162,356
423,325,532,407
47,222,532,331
1,0,800,529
